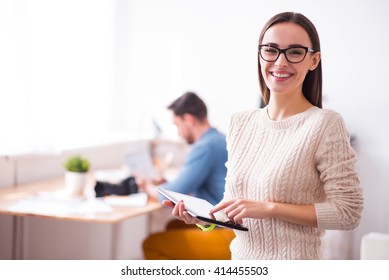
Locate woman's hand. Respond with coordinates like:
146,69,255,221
162,200,202,225
211,199,317,227
211,199,273,225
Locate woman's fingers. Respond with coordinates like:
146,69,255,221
211,199,241,217
162,200,175,208
213,199,266,225
213,199,250,224
171,200,182,217
178,201,195,223
171,201,195,223
168,199,212,225
229,209,245,224
210,200,235,214
178,200,186,218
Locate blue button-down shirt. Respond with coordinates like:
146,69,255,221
159,127,227,205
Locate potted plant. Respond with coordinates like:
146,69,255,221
64,155,90,196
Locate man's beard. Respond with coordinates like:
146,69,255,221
185,134,194,144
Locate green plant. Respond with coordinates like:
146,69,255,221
64,155,90,173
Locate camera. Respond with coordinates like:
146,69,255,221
94,176,138,197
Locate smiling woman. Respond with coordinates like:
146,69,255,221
166,11,363,260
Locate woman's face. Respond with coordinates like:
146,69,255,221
260,22,320,98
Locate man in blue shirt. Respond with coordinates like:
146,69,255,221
143,92,234,259
157,93,227,205
146,91,227,204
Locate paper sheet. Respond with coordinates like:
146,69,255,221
103,192,148,207
8,195,113,216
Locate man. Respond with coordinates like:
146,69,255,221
142,91,234,259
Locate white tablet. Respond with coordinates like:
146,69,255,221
157,188,248,231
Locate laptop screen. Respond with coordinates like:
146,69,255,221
124,151,156,181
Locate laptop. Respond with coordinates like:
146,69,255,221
125,150,157,181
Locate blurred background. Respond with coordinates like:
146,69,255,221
0,0,388,259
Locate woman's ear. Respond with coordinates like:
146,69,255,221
310,52,321,71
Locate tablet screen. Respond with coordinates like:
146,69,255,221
157,188,248,231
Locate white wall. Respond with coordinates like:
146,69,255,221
0,0,118,153
0,157,13,189
117,0,389,259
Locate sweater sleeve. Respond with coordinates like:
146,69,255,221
314,112,363,230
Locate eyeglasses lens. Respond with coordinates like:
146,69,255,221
260,46,307,63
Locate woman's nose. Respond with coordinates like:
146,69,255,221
275,52,289,67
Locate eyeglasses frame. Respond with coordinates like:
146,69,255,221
258,44,316,64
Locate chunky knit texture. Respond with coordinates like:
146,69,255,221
224,107,363,259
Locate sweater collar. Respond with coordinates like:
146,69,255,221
260,106,319,130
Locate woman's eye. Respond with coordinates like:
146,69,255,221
288,49,304,56
265,48,277,54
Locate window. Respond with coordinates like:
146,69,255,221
0,0,135,154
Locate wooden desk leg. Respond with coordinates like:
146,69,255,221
110,223,119,260
12,216,25,260
11,216,17,259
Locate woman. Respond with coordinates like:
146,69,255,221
164,12,363,259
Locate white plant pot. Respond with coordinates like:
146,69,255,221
65,171,87,196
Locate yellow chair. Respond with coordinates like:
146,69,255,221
143,220,235,260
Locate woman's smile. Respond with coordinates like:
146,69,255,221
271,70,293,80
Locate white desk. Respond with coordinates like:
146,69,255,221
0,176,163,259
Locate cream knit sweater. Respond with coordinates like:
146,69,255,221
224,107,363,259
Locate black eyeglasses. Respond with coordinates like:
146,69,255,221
258,44,316,64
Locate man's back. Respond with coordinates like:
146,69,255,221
160,127,227,205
